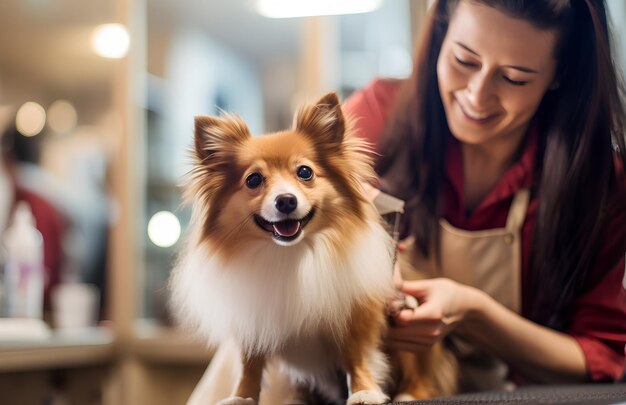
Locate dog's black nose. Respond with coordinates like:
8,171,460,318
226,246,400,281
275,194,297,214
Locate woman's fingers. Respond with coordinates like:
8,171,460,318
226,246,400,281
399,279,434,299
387,320,444,351
385,278,472,354
394,301,444,323
395,308,420,324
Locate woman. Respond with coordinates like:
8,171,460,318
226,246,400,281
344,0,626,390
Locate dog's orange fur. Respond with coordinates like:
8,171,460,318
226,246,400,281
344,299,388,394
234,353,266,400
391,344,458,399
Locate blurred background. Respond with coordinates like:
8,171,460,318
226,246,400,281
0,0,624,404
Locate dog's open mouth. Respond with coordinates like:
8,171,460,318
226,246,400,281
254,209,315,243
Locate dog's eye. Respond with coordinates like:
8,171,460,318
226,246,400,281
245,173,264,189
296,165,314,181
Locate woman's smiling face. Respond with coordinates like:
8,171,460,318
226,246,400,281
437,1,559,148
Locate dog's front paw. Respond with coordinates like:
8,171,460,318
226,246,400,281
347,390,389,405
216,396,257,405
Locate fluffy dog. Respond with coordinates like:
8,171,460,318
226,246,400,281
170,93,396,405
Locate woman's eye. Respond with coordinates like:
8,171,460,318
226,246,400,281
454,56,478,68
503,76,528,86
245,172,264,189
296,165,314,181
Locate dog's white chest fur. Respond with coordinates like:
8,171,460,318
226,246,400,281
171,220,394,355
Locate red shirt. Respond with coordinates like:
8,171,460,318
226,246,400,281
344,78,626,382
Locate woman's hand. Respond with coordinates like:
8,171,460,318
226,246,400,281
387,277,588,382
386,278,478,353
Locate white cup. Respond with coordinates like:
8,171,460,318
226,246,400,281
51,283,100,329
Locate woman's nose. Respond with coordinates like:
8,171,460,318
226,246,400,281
466,71,495,107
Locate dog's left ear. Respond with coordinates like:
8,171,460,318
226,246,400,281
295,92,345,147
194,114,251,162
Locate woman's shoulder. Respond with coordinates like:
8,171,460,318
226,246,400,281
343,78,405,144
343,78,403,115
360,77,404,98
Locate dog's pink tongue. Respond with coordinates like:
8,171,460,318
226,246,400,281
273,220,300,237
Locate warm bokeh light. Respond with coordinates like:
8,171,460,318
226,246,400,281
147,211,181,248
47,100,78,134
92,23,130,59
256,0,382,18
16,102,46,137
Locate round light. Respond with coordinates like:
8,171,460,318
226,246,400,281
16,102,46,137
92,24,130,59
147,211,181,248
47,100,78,134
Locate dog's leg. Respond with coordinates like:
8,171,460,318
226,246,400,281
217,352,266,405
392,343,458,401
258,359,311,405
392,350,435,401
343,301,390,405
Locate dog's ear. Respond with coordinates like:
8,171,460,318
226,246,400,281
194,114,251,161
294,92,345,147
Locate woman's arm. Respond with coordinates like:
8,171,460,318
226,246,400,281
388,278,588,384
459,285,587,383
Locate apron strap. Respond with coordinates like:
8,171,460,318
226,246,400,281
505,189,530,232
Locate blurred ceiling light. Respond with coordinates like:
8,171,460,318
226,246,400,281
256,0,382,18
16,102,46,137
148,211,181,248
92,23,130,59
47,100,78,134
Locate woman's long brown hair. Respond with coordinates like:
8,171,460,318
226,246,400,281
376,0,626,329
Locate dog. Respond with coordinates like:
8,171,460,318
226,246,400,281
170,93,397,405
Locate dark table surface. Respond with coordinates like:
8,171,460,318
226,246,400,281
390,384,626,405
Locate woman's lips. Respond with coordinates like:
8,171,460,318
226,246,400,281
456,99,498,124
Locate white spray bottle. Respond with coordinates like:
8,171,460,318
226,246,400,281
3,201,44,319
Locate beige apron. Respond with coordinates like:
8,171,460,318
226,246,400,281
402,188,530,392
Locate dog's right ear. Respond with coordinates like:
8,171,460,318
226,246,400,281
194,115,251,161
294,92,345,149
